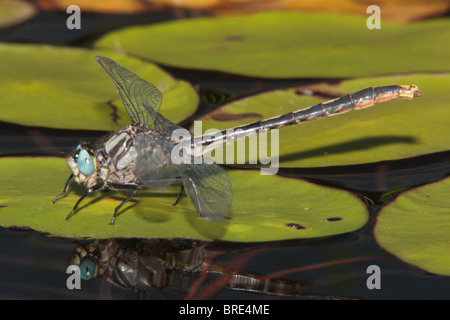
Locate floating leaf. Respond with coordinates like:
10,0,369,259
211,0,450,23
35,0,450,23
95,12,450,78
36,0,164,14
374,176,450,276
275,0,450,23
0,0,36,28
0,157,368,241
0,43,198,131
150,0,222,9
198,74,450,167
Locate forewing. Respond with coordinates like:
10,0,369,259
142,103,184,137
96,56,162,127
179,162,232,222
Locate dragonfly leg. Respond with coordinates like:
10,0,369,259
65,183,104,221
172,185,184,206
66,188,92,221
53,174,73,204
110,187,140,225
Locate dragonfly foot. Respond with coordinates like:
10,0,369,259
52,192,66,204
65,210,75,222
172,185,184,206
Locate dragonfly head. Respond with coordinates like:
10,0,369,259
69,243,99,280
67,143,98,188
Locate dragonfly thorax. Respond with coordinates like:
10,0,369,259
96,125,142,189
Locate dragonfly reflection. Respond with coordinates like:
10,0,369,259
69,238,317,298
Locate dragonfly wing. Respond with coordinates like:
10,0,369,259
178,162,232,222
142,103,184,137
137,105,233,221
135,132,180,190
96,56,162,127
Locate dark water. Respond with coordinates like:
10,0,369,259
1,6,450,300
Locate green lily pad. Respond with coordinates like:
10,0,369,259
197,74,450,167
0,43,198,131
0,157,368,241
95,12,450,78
374,176,450,276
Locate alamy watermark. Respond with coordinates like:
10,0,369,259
366,265,381,290
367,5,381,29
66,5,81,30
66,265,81,290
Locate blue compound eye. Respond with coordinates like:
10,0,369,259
79,257,97,280
77,149,95,176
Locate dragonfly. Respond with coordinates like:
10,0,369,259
53,56,421,224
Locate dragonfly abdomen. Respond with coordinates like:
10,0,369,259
197,85,420,149
223,270,315,296
292,85,420,123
